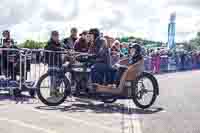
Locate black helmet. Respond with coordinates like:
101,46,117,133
129,43,142,56
89,28,100,39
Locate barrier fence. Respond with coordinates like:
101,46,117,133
0,48,75,98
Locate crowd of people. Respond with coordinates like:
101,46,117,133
42,27,200,78
0,28,145,86
144,49,200,73
0,28,200,81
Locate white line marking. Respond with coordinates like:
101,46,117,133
133,105,142,133
23,107,119,133
122,100,142,133
133,118,142,133
0,117,57,133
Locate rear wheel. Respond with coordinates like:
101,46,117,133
132,72,159,109
36,73,71,106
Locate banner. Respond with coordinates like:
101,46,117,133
168,13,176,50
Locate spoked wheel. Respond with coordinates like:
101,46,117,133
36,73,71,106
132,72,159,109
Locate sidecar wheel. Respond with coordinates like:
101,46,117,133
132,72,159,109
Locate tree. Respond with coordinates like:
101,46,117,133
189,32,200,50
19,40,46,49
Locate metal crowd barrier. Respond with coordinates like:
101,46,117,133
0,48,74,97
0,48,33,93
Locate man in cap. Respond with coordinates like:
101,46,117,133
1,30,19,80
74,31,90,52
63,27,78,49
88,28,114,85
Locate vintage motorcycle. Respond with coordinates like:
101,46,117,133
36,52,159,109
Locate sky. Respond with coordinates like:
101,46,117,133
0,0,199,43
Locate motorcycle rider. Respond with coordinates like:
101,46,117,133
114,43,143,86
88,28,114,85
128,44,143,64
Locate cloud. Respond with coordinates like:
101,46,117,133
99,10,124,30
0,0,198,43
40,0,80,22
167,0,200,9
41,9,65,22
0,0,38,26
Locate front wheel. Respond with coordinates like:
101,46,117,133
132,72,159,109
36,73,71,106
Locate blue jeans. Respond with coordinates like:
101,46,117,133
91,63,116,85
115,67,127,86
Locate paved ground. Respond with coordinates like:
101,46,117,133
0,70,200,133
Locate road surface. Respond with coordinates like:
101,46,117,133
0,70,199,133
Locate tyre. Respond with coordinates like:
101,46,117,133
132,72,159,109
36,73,71,106
102,98,117,104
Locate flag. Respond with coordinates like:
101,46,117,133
168,13,176,50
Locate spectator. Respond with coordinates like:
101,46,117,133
112,40,121,51
2,30,14,46
44,31,64,67
111,40,120,65
74,31,90,52
120,43,128,57
1,30,19,80
174,52,181,71
155,51,161,73
88,33,96,54
89,28,114,84
180,51,186,70
63,27,78,49
198,52,200,68
44,31,73,99
151,51,157,73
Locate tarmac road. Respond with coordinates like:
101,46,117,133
0,70,199,133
